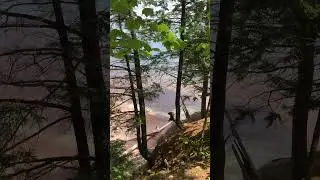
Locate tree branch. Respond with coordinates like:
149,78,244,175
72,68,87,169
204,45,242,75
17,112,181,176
3,162,50,178
1,116,71,154
3,155,95,167
0,80,66,88
0,10,82,36
3,1,77,11
0,48,62,57
0,99,70,111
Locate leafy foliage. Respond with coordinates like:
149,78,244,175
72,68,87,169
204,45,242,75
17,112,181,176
110,140,134,180
180,134,210,161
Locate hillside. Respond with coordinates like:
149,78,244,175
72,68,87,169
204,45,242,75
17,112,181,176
134,118,210,180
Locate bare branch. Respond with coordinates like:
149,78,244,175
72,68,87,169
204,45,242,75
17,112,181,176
0,99,70,111
0,80,66,88
1,116,71,154
0,48,62,57
3,1,77,11
3,162,50,178
0,10,82,36
246,65,297,74
0,80,65,85
0,23,57,29
4,155,94,168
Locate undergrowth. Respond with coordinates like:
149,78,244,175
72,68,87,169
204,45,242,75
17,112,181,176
179,134,210,162
110,140,134,180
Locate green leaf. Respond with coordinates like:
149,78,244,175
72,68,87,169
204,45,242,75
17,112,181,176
110,29,128,39
118,39,128,48
114,51,127,59
111,41,119,49
176,39,186,49
157,23,169,32
150,22,159,31
172,40,181,49
178,27,184,34
165,31,176,42
196,43,208,51
111,0,137,14
127,39,143,49
111,0,129,13
140,50,152,57
126,19,141,30
142,8,154,17
143,43,152,52
162,40,172,50
127,0,137,7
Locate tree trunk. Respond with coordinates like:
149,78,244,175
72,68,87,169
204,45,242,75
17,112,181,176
291,38,314,180
201,73,209,119
309,110,320,178
210,0,235,179
181,97,191,121
78,0,110,179
201,96,211,139
52,0,91,177
291,1,315,179
117,18,144,158
125,51,144,162
130,30,152,167
175,0,186,124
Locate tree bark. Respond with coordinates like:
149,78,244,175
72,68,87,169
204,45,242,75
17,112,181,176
291,32,314,180
201,73,209,119
127,8,151,165
210,0,235,179
201,96,211,139
77,0,110,179
118,18,144,158
131,30,152,166
291,1,315,179
52,0,91,177
181,97,191,121
175,0,186,124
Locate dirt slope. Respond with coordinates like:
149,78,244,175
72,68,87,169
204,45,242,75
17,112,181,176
135,118,210,180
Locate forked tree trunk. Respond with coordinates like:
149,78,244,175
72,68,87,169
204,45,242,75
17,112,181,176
52,0,91,177
130,29,153,167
